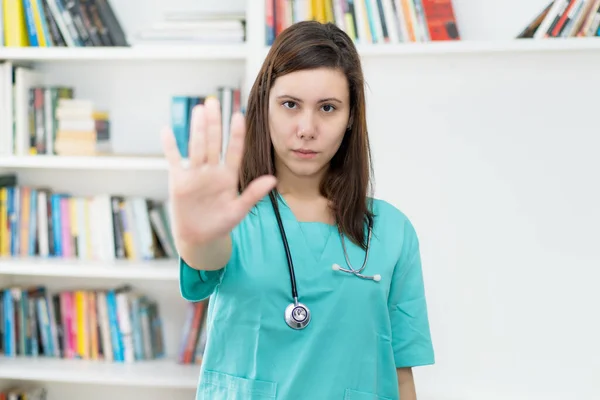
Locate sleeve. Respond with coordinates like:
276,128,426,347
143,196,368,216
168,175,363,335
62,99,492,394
179,258,225,302
179,231,237,302
387,219,435,368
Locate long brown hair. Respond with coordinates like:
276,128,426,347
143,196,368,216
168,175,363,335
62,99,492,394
240,20,374,249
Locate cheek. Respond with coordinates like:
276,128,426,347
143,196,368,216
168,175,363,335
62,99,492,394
322,123,347,152
269,112,296,146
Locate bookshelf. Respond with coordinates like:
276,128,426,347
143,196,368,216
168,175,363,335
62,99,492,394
1,1,242,399
3,37,600,65
353,36,600,55
0,257,179,281
0,44,249,62
0,155,167,171
258,36,600,60
1,0,599,400
0,356,199,389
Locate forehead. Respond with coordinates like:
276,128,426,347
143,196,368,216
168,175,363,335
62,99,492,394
270,67,348,101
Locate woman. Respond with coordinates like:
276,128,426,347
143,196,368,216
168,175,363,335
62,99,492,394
162,20,434,400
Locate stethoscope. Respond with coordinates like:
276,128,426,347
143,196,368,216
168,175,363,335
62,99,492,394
269,192,381,330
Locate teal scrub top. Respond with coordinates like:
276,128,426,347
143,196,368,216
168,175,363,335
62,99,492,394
180,194,435,400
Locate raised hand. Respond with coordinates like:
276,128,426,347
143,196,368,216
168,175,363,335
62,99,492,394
162,97,277,246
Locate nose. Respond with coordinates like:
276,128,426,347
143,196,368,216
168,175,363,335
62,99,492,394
296,112,317,139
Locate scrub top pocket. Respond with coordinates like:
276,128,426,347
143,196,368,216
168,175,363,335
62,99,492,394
343,388,394,400
197,369,277,399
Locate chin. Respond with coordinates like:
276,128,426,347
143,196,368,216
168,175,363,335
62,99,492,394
287,161,326,177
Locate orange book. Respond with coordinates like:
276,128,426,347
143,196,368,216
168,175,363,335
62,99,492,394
88,291,99,360
400,0,417,42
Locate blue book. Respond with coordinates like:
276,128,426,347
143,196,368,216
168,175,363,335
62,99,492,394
171,96,191,158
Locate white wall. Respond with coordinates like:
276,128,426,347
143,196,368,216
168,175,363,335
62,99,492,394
360,1,600,399
366,51,600,399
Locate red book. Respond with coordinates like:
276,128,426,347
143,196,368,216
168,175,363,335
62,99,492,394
421,0,461,41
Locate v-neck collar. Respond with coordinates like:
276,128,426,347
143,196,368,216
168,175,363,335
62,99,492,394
263,192,336,265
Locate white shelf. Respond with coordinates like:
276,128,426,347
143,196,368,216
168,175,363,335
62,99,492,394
0,356,199,388
262,37,600,58
0,155,168,171
0,257,179,281
356,37,600,56
0,44,248,62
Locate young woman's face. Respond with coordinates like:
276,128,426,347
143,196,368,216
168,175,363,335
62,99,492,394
268,67,351,180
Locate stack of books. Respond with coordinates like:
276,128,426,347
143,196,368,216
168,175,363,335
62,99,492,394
133,10,246,45
53,98,111,156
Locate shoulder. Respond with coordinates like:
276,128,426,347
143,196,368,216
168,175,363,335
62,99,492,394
368,197,420,255
369,197,417,235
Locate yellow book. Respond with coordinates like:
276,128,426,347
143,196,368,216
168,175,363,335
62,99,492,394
313,0,326,23
3,0,29,47
29,0,48,46
344,12,356,40
324,0,335,23
121,200,136,259
75,290,89,359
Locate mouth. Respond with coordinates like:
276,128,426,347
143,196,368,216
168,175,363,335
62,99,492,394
292,149,318,159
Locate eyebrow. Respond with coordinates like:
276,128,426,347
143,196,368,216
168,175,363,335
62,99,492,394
276,95,343,104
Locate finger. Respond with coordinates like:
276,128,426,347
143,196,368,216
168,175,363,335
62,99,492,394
188,104,207,168
224,112,246,171
160,126,182,168
204,97,222,165
235,175,278,215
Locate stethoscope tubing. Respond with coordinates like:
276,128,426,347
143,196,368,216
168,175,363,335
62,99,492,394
269,191,300,302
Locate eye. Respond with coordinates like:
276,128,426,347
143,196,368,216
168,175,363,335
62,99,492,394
321,104,336,113
282,101,297,109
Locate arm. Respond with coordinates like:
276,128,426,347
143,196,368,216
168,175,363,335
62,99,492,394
178,233,234,302
388,217,435,395
397,367,416,400
176,234,232,271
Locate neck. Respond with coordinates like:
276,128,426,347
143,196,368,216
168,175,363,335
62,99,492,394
275,162,325,201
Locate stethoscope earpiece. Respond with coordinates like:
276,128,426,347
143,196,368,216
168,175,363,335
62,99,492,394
332,263,381,282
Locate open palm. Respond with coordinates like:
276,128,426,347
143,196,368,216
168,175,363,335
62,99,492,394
161,97,276,246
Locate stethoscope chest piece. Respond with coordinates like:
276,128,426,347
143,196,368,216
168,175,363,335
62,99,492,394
285,302,311,330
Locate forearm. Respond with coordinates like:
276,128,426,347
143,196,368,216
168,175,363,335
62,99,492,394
397,367,416,400
176,234,232,271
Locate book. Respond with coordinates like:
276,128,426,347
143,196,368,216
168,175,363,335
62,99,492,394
264,0,460,45
518,0,600,39
0,0,128,47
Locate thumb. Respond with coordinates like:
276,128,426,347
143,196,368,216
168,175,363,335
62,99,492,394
235,175,278,215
